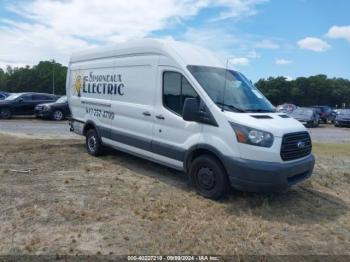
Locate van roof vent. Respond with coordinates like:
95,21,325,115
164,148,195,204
250,115,273,119
279,114,290,118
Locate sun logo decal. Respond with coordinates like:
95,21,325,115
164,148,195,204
73,75,82,97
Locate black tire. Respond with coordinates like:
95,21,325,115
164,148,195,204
0,108,12,119
52,110,64,121
189,155,230,200
86,129,104,156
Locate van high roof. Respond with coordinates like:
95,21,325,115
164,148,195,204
70,39,225,69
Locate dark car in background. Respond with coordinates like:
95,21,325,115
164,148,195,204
290,107,320,128
335,109,350,127
34,96,70,121
312,106,332,123
0,92,58,119
0,92,10,100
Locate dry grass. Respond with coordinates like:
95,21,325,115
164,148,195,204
0,134,349,255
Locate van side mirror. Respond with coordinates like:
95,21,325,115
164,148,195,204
182,98,199,122
18,98,24,102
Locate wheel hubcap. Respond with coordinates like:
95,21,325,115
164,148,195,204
54,111,63,120
197,167,216,190
88,135,97,152
1,109,10,118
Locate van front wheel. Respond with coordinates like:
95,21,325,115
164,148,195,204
189,155,230,200
86,129,104,156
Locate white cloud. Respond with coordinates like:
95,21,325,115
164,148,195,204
0,20,93,67
255,39,280,49
181,27,260,65
0,0,269,68
247,49,261,59
327,25,350,42
210,0,268,20
181,27,239,54
228,57,250,66
297,37,330,52
276,58,292,65
284,76,293,81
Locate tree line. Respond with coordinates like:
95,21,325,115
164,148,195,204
255,75,350,108
1,61,349,107
0,61,67,95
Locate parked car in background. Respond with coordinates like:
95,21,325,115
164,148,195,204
0,92,10,100
0,92,58,119
334,109,350,127
276,103,297,114
34,96,70,121
290,107,320,128
312,106,332,123
328,109,338,124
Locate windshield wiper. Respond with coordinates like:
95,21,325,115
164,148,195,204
216,102,246,113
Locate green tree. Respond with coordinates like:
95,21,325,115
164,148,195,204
255,75,350,107
0,61,67,95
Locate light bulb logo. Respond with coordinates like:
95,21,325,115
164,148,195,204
73,75,82,97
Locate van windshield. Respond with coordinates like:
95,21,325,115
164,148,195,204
187,65,274,113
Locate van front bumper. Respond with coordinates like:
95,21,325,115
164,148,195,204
224,154,315,192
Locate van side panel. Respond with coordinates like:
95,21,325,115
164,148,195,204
67,54,161,160
98,57,156,155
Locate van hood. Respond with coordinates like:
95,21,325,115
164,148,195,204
223,111,307,138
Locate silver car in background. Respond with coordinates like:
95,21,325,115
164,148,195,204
290,107,320,128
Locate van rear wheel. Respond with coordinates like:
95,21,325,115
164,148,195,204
189,155,230,200
86,129,104,156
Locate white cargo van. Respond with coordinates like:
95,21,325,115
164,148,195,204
67,39,315,199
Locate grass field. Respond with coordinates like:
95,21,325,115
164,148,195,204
0,134,349,255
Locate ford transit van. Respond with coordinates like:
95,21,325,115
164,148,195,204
67,39,315,200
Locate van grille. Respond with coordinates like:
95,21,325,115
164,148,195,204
280,132,312,161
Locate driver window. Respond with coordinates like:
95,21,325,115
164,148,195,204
163,71,199,116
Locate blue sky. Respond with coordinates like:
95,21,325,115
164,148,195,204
0,0,349,81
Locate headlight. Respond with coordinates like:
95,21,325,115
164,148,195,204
42,105,50,111
230,122,274,147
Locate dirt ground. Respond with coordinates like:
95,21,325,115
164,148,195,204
0,133,349,256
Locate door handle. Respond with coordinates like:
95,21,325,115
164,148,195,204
156,114,165,120
143,111,151,116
